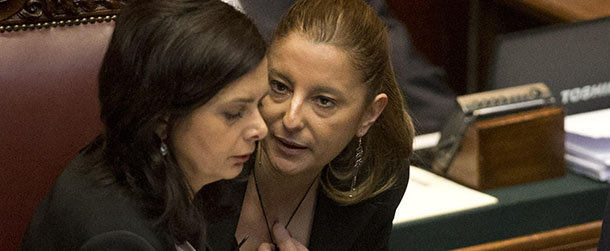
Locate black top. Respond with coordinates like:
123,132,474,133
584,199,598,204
200,161,409,251
19,151,202,251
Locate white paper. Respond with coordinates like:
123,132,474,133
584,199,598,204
564,108,610,138
413,132,441,151
393,166,498,224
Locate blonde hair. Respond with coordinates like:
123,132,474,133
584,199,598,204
272,0,414,204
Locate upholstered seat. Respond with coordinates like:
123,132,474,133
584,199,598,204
0,2,119,249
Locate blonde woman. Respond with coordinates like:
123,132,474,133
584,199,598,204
201,0,414,250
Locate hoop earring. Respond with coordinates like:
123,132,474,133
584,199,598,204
160,142,168,156
349,137,363,198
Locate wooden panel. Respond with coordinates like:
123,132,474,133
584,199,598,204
446,106,565,190
506,0,610,22
452,220,602,251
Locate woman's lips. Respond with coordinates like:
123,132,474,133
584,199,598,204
233,154,251,164
275,136,308,156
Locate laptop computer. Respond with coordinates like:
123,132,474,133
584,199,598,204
487,16,610,115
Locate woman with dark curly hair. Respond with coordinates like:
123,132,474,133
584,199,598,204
20,0,268,250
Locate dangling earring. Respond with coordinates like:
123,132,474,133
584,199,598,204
160,142,168,156
349,137,363,198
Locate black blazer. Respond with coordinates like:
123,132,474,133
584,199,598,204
200,163,409,251
19,152,197,251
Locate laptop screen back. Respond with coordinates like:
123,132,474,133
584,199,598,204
487,16,610,115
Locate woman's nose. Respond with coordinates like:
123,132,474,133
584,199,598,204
249,109,268,141
282,100,305,131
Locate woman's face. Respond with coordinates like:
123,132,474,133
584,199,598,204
171,58,269,192
261,33,386,176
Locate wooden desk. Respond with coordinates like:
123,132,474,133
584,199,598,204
453,220,601,251
389,171,609,250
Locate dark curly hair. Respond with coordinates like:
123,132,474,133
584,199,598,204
91,0,266,244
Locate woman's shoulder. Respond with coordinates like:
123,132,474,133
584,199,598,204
21,152,172,250
49,151,136,220
368,161,409,208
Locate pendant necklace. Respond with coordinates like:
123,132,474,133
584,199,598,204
253,155,317,244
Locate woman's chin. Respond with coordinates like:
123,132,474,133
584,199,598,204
267,154,312,176
226,164,245,179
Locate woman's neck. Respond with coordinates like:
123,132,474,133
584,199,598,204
254,148,322,202
236,148,320,249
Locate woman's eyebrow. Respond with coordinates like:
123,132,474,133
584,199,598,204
310,85,343,97
270,69,343,96
269,69,294,85
227,97,256,104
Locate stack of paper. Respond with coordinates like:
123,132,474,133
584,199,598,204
564,108,610,182
393,166,498,224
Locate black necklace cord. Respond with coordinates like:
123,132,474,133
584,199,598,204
253,149,318,245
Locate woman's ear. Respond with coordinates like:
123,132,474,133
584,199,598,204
356,93,388,137
156,115,170,141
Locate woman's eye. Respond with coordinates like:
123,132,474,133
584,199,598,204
223,111,243,121
316,96,336,108
270,80,289,94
